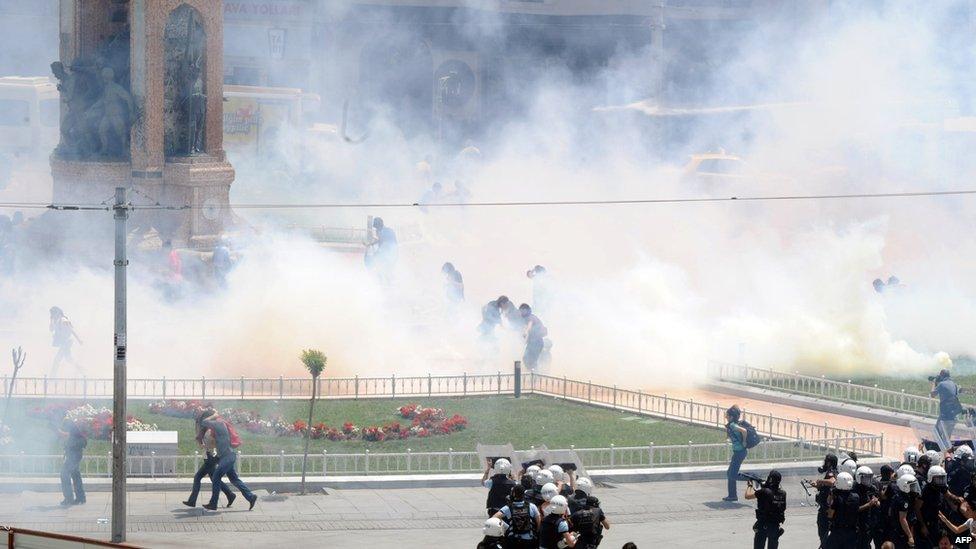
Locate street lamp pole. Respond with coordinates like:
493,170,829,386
111,186,129,543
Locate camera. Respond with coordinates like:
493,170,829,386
929,375,938,382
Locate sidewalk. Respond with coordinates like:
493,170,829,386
1,475,823,548
662,386,917,459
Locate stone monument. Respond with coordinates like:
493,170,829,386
51,0,233,247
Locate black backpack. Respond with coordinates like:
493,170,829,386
508,503,534,537
740,420,762,449
572,507,601,541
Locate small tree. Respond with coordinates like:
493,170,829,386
299,349,326,495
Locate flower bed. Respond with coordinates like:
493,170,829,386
32,402,157,440
148,401,468,442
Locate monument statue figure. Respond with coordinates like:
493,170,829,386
89,67,135,158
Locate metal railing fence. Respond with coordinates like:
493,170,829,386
0,436,880,478
527,374,884,456
707,361,939,418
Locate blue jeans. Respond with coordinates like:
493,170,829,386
208,453,254,507
936,418,956,449
60,451,85,502
727,449,747,499
187,453,232,506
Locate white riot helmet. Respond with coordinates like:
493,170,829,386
575,477,594,496
493,458,512,476
526,464,541,479
547,495,569,515
855,466,874,486
548,464,565,482
904,446,921,465
541,482,558,502
896,464,916,479
840,459,857,477
835,472,854,491
955,445,974,459
925,449,943,466
483,517,507,537
928,465,948,487
897,473,921,494
536,469,555,485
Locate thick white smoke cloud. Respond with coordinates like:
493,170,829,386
1,2,974,387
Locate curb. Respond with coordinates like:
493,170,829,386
0,458,893,492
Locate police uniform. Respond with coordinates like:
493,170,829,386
485,474,517,517
949,459,975,497
539,514,570,549
887,490,918,549
853,481,879,549
569,497,606,549
753,484,786,549
498,500,540,549
873,478,895,549
826,489,860,549
919,483,946,548
816,470,838,547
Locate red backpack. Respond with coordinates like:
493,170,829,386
224,420,242,448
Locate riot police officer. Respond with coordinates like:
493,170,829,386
568,478,609,549
745,469,786,549
947,445,974,497
853,466,880,549
888,473,921,549
808,453,839,548
873,464,895,548
484,458,517,517
826,472,860,549
918,465,948,548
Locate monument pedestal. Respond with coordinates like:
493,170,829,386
52,0,232,248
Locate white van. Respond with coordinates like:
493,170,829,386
0,76,59,157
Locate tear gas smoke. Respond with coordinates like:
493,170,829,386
0,3,974,388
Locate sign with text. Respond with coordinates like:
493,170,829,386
269,28,286,59
224,1,305,21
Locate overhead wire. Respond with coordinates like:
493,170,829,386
0,187,974,212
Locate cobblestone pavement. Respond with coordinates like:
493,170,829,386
0,474,827,548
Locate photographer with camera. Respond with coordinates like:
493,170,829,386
930,369,965,449
807,454,839,548
745,470,787,549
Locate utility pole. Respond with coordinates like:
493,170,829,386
111,186,128,543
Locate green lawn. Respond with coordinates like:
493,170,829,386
1,395,727,456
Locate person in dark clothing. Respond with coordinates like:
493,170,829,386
872,465,895,548
483,458,516,517
889,473,921,549
746,470,786,549
808,453,838,547
919,465,948,548
569,477,610,549
200,411,257,511
183,410,235,507
826,472,860,549
479,296,510,339
540,495,575,549
725,405,748,502
519,303,548,372
492,484,541,549
442,262,464,303
59,419,86,506
853,466,881,549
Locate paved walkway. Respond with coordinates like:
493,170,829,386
2,475,824,548
665,387,917,458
